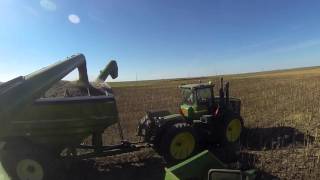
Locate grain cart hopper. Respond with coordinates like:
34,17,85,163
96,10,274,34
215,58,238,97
0,54,140,180
138,79,244,163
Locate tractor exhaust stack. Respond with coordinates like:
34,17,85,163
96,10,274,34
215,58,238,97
225,82,230,105
219,77,225,106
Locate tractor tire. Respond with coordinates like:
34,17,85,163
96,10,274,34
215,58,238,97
0,141,65,180
217,114,244,162
218,114,244,145
159,122,198,163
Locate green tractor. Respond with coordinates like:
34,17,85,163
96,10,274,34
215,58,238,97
138,79,244,163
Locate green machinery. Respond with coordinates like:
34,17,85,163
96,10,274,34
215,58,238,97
138,80,244,163
0,54,251,180
165,150,256,180
0,54,139,180
0,54,118,151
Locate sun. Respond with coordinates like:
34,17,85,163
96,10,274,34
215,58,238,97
68,14,80,24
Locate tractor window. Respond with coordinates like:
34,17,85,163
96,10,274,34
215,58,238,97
196,88,212,104
181,88,194,105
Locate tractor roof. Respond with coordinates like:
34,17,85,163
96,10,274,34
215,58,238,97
179,82,214,89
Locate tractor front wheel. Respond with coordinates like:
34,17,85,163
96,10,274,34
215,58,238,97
160,122,198,163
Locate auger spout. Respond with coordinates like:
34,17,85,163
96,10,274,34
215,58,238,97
96,60,118,82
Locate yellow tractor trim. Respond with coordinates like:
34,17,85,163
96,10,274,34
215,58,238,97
170,132,196,160
226,119,242,142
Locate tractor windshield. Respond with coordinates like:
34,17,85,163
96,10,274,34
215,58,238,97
196,88,212,103
181,88,194,105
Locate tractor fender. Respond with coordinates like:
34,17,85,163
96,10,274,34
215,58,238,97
137,111,189,147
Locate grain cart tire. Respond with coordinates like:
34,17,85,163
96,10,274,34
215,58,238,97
160,122,198,163
0,141,65,180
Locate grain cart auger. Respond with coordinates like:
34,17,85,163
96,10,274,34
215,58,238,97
138,79,244,163
0,54,142,180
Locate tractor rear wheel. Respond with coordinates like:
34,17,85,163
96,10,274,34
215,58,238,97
219,114,243,144
0,140,65,180
217,114,244,162
160,122,198,163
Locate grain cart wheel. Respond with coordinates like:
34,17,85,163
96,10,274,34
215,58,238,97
0,141,63,180
160,123,198,163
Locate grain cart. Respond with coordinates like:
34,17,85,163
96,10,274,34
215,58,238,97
0,54,142,180
138,79,244,163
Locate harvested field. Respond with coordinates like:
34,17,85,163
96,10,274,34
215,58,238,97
50,66,320,179
105,67,320,180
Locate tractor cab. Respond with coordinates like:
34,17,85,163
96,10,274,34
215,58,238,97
179,79,241,121
179,82,215,120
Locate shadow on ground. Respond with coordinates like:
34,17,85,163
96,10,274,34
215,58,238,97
241,126,314,150
65,126,313,180
65,152,279,180
66,156,165,180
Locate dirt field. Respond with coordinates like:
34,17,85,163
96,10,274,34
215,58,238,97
55,66,320,180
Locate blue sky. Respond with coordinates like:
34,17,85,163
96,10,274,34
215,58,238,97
1,0,320,82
